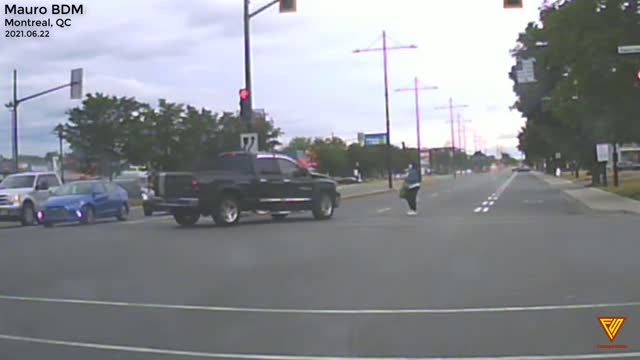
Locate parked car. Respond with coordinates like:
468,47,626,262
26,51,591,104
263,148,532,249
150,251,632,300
154,152,341,227
141,186,167,216
37,180,129,227
0,172,62,225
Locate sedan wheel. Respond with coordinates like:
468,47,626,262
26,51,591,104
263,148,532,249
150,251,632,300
116,203,129,221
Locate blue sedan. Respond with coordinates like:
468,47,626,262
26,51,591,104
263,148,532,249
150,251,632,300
37,180,129,227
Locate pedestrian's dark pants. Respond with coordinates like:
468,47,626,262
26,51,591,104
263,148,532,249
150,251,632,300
406,187,419,211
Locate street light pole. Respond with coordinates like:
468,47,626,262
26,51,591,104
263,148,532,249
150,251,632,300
354,31,417,189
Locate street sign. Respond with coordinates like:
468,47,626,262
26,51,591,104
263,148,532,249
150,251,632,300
617,45,640,55
241,133,258,153
596,143,610,162
364,133,387,146
516,58,536,84
70,68,83,99
555,152,561,160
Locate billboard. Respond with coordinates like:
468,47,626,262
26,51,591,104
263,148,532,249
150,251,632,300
364,133,387,146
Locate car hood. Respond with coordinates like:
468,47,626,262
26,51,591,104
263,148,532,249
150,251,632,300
45,194,92,207
0,188,32,196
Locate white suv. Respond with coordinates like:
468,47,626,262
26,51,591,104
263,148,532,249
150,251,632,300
0,172,62,226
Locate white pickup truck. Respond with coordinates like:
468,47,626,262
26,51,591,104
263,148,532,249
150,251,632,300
0,172,62,226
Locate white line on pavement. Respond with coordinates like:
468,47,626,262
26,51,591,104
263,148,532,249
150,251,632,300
0,294,638,314
489,201,495,206
376,208,391,214
431,192,439,197
474,207,483,213
481,201,489,206
496,172,518,198
482,207,490,213
0,334,638,360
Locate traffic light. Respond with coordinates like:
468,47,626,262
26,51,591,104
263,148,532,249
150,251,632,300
239,88,251,122
504,0,523,8
279,0,296,13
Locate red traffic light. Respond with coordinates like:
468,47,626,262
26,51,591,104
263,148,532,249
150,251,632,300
637,69,640,81
239,89,250,100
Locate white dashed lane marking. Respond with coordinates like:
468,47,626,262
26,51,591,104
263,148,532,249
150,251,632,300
474,207,483,213
376,208,391,214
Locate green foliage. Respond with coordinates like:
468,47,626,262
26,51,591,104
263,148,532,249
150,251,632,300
512,0,640,176
62,93,282,176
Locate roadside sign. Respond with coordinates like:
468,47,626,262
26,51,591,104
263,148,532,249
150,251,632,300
516,58,536,84
364,133,387,146
241,133,258,153
555,152,561,160
596,143,610,162
617,45,640,55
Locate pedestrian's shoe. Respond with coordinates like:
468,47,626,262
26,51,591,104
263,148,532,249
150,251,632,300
406,210,417,216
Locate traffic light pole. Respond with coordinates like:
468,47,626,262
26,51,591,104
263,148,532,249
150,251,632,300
242,0,283,133
354,31,417,189
7,69,80,173
243,0,254,131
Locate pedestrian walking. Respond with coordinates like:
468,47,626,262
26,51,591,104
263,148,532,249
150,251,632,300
403,162,421,216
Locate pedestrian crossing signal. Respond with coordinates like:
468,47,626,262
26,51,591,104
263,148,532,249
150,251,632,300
504,0,523,8
279,0,296,13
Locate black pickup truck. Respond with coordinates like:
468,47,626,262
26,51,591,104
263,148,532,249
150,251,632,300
153,152,340,226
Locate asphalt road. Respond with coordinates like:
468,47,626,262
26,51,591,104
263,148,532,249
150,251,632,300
0,170,639,359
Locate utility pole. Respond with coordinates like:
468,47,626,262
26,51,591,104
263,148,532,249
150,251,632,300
459,117,472,154
435,98,468,178
395,77,438,180
54,123,65,183
354,31,417,189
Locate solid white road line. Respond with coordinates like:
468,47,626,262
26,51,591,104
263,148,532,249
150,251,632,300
0,334,639,360
496,172,518,198
0,294,638,314
376,208,391,214
474,207,483,213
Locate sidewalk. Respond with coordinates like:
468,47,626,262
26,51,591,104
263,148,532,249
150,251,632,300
338,175,450,200
534,171,640,214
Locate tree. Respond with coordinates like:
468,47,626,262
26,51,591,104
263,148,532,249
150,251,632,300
511,0,640,184
285,137,312,153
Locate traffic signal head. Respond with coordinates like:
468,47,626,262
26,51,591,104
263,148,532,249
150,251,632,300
504,0,523,8
239,88,250,100
239,89,251,122
279,0,296,13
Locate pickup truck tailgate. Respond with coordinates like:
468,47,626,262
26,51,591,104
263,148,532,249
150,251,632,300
158,173,197,198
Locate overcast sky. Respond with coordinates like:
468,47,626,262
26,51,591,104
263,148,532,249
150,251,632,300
1,0,542,158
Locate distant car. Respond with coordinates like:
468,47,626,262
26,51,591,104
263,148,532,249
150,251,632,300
37,180,129,227
513,165,531,172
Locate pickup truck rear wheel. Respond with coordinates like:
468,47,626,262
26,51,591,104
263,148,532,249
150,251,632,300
312,193,334,220
173,211,200,227
213,195,240,226
20,202,36,226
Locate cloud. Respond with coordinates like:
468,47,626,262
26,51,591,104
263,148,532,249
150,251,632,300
1,0,542,157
